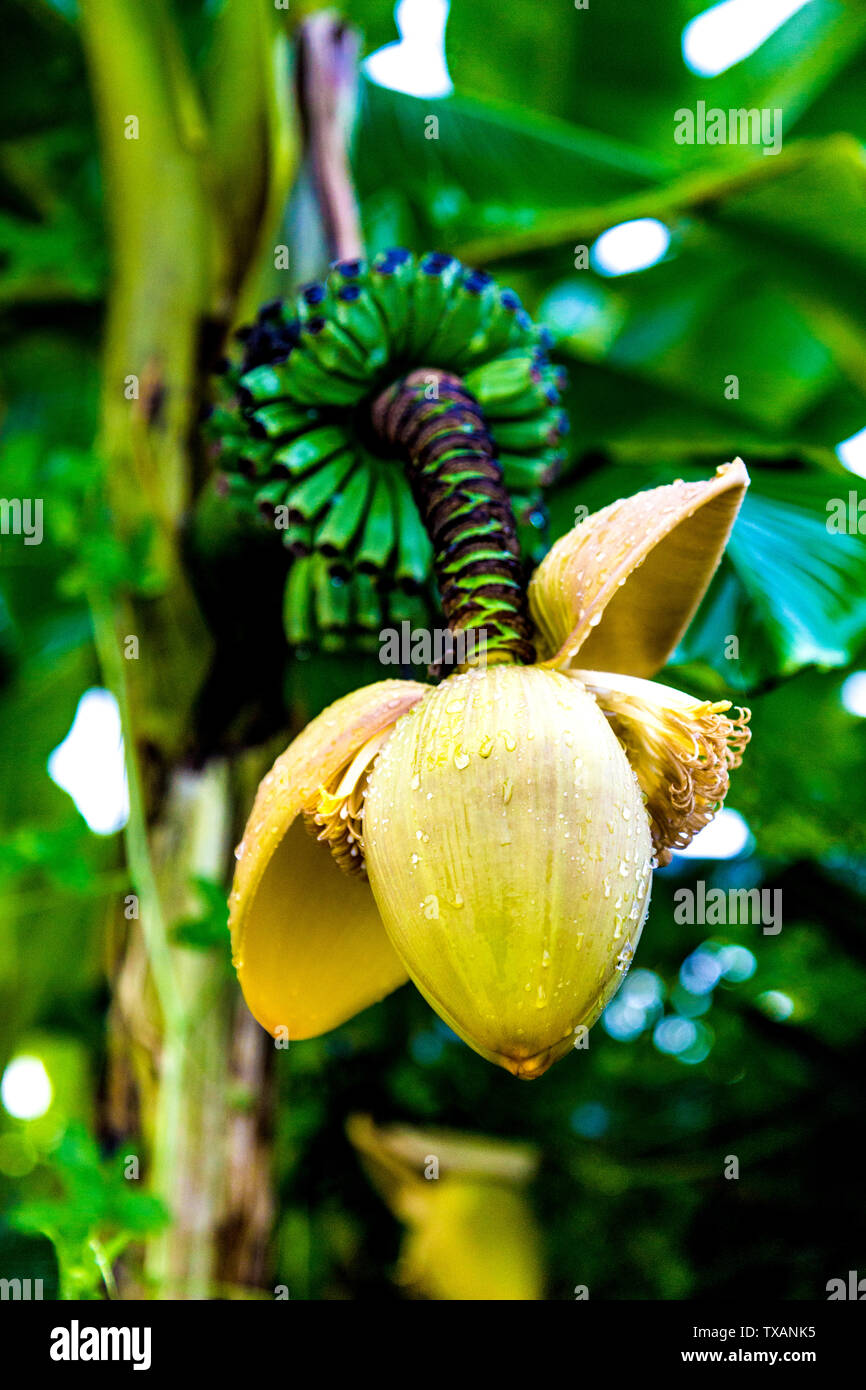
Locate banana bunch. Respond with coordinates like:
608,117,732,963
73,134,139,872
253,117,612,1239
209,250,567,655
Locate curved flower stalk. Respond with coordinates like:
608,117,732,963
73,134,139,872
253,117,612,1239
209,250,566,655
228,438,751,1077
346,1115,543,1300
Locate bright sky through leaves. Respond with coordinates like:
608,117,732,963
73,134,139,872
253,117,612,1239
363,0,453,98
682,0,813,78
836,425,866,478
590,218,671,276
673,807,752,859
47,688,129,836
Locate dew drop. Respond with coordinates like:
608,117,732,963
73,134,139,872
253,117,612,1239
616,940,634,973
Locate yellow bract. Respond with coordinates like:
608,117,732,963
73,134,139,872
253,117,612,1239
229,680,426,1038
364,665,652,1076
347,1116,543,1300
529,459,749,675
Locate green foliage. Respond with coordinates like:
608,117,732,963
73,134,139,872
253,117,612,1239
350,34,866,688
171,875,232,957
10,1124,167,1299
1,0,865,1302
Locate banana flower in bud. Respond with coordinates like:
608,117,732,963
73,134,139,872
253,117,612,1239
346,1115,543,1301
230,461,751,1077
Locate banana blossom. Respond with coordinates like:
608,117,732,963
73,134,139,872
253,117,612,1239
229,461,751,1077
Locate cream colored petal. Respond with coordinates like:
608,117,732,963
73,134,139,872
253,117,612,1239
230,679,428,1038
529,460,749,677
576,669,751,866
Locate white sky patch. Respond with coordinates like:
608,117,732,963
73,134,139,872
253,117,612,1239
363,0,453,99
1,1055,53,1120
48,688,129,836
841,671,866,718
590,219,671,276
836,425,866,478
674,807,752,860
682,0,813,78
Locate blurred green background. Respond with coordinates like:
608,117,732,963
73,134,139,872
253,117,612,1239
1,0,865,1300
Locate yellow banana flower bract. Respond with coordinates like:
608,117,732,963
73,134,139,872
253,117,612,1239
346,1115,543,1301
229,460,751,1076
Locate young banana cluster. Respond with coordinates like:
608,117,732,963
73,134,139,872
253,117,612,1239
209,249,568,655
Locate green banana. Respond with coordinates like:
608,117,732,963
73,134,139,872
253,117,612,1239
208,250,569,655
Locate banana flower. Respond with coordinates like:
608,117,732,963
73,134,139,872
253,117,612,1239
229,459,750,1077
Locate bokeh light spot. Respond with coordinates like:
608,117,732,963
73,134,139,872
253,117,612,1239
841,671,866,717
756,989,795,1021
590,219,671,277
1,1055,53,1120
47,688,129,836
